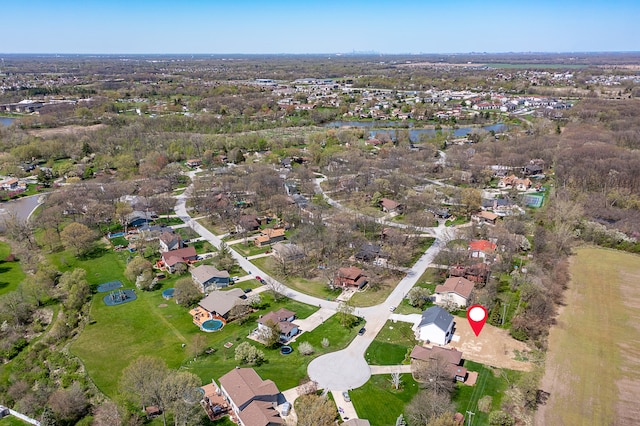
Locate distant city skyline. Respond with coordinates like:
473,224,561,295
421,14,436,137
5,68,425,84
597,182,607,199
3,0,638,55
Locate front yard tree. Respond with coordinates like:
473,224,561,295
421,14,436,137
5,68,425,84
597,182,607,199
215,242,236,271
264,277,286,302
336,301,357,328
296,394,336,426
60,222,95,257
407,287,432,309
47,382,89,424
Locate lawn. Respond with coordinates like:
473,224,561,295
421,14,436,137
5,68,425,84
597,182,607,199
0,241,26,295
231,242,271,257
452,361,522,425
351,374,419,426
537,247,640,425
349,272,406,307
365,321,418,365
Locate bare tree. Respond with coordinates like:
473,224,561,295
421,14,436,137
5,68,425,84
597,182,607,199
390,371,402,390
406,390,455,426
264,276,286,302
296,394,336,426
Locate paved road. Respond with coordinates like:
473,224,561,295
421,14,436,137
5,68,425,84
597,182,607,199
0,194,44,225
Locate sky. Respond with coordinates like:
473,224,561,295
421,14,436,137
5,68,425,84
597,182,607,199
2,0,639,54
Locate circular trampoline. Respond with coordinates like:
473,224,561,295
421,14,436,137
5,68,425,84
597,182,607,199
201,319,224,332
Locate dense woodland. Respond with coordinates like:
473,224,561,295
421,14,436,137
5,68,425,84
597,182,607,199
0,54,639,425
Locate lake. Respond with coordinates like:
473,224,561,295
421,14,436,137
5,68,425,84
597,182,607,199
326,121,506,142
0,117,16,127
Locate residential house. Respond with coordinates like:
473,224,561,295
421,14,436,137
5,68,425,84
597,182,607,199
127,210,156,228
186,158,202,168
415,306,455,346
238,215,261,233
216,368,283,426
159,231,182,252
254,228,285,247
497,175,532,191
0,178,20,191
354,244,388,263
335,267,368,289
257,308,298,342
379,198,403,214
434,277,475,308
472,210,499,225
161,246,197,273
271,243,305,263
198,288,247,320
192,264,231,292
410,345,467,382
449,263,491,285
468,240,497,260
524,159,545,176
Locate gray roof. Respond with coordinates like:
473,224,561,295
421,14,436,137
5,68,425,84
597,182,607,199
191,265,229,284
418,306,454,332
199,288,245,317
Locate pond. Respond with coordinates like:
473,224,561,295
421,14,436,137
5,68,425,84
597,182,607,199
0,117,15,127
326,121,506,142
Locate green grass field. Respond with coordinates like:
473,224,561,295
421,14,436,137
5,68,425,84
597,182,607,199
0,241,26,295
351,374,419,426
537,247,640,425
365,321,417,365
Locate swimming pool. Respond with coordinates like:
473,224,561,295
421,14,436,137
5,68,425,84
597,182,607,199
280,345,293,355
201,319,224,332
162,288,175,299
109,232,126,238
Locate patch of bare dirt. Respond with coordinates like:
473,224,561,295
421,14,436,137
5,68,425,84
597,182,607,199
28,123,105,138
158,303,168,308
448,319,532,372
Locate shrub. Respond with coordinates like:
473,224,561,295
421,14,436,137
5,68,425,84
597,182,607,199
298,341,315,356
321,338,329,348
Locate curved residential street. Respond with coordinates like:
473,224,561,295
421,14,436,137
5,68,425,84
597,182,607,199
175,169,454,417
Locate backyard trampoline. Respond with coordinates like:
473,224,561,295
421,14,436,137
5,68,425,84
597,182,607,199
201,319,224,332
103,289,137,306
97,280,123,293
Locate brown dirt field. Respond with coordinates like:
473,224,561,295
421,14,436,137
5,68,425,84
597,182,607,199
28,123,106,138
448,318,532,372
535,247,640,426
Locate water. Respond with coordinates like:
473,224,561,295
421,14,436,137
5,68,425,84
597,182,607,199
201,319,224,332
326,121,506,142
0,117,15,126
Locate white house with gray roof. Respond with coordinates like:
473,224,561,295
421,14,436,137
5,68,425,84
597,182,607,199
414,306,455,346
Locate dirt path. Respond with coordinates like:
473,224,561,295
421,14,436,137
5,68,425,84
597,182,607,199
448,318,532,371
535,247,640,426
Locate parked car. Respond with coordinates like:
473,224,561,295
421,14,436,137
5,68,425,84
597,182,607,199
389,305,396,312
342,391,350,402
358,327,366,336
243,288,252,293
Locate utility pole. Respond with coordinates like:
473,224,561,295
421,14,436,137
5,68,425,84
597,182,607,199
466,410,475,426
501,302,510,326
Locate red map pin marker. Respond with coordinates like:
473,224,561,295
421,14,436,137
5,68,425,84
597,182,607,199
467,304,488,337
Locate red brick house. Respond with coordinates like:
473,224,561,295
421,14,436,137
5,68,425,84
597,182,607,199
335,267,368,289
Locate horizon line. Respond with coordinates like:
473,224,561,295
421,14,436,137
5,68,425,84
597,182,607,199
1,51,640,56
